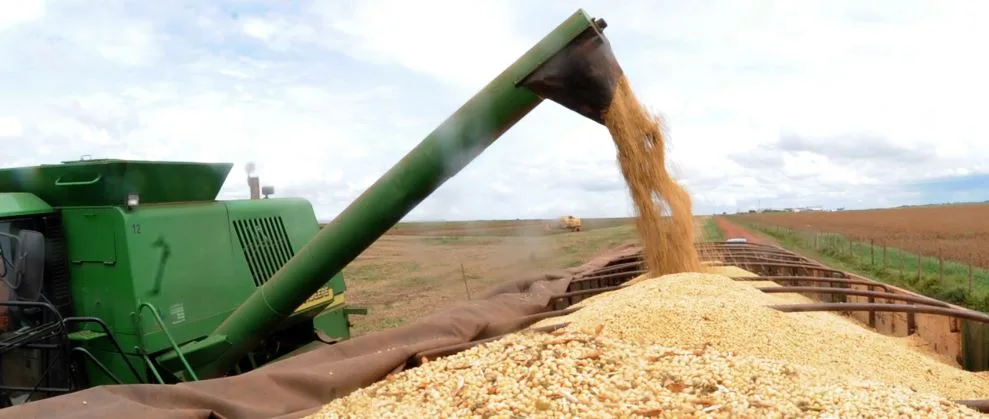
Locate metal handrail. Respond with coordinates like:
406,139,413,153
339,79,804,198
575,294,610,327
135,302,199,381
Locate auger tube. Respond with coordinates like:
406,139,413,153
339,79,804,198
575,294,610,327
194,8,626,379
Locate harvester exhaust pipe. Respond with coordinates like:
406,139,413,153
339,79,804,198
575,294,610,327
247,177,260,200
197,9,625,379
245,162,260,200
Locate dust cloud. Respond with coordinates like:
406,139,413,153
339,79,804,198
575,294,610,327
603,76,701,277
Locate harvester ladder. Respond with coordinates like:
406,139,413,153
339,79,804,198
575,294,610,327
134,302,199,381
0,301,143,399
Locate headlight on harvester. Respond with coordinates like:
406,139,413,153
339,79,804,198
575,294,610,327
126,193,140,209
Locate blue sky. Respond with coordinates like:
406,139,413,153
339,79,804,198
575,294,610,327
0,0,987,221
910,173,989,205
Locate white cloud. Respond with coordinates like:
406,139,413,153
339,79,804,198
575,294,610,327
0,0,985,221
0,0,45,30
0,116,22,138
95,25,158,66
314,0,531,90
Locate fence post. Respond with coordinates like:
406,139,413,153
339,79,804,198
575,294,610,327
898,241,904,280
882,242,887,270
917,254,922,282
969,251,974,293
870,239,875,265
939,245,944,283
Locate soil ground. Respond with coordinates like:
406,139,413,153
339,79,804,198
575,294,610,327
343,217,710,336
386,218,634,237
344,218,638,336
714,216,776,245
734,203,989,268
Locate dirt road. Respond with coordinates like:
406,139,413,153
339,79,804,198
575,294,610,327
714,216,775,245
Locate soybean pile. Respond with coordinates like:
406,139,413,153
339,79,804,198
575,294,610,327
603,75,701,277
308,271,984,418
532,270,989,401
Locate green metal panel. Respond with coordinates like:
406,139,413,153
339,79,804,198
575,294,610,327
60,196,341,383
0,193,53,217
118,203,248,354
202,9,611,378
312,302,351,340
65,211,117,264
63,209,127,342
222,198,345,295
154,198,346,373
0,159,232,207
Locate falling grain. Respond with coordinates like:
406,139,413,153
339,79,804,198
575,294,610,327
603,76,701,277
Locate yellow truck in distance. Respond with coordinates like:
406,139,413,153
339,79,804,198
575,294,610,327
558,215,582,232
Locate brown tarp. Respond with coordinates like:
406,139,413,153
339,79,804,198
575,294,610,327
0,245,641,419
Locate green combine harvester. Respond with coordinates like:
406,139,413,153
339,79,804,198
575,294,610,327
0,159,366,404
0,9,623,411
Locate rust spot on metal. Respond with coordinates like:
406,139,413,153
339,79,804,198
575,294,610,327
956,400,989,413
730,262,847,276
757,286,951,308
734,276,886,291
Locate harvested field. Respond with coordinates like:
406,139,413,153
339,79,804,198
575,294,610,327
734,204,989,268
343,222,640,335
342,216,714,336
322,218,635,237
